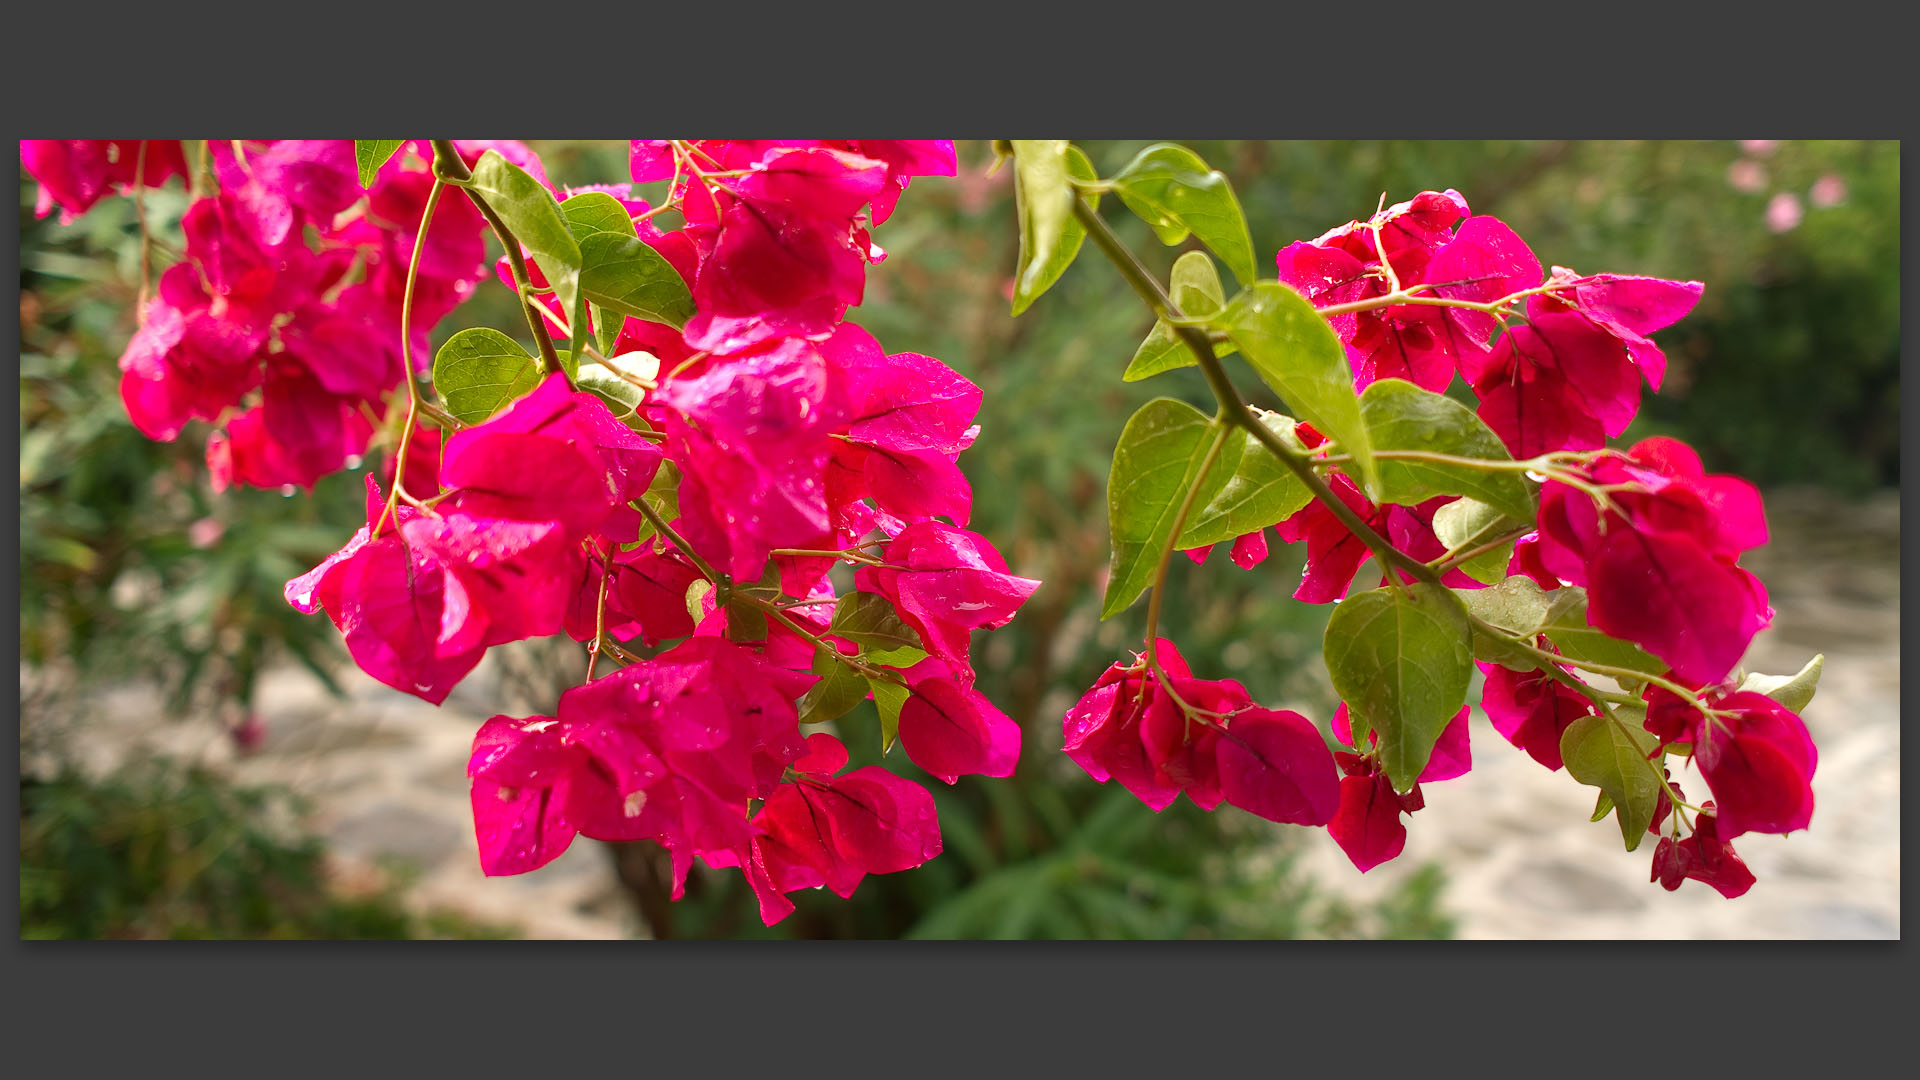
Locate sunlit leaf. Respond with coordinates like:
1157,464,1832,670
354,140,404,189
1216,282,1377,498
431,328,541,425
1110,143,1257,286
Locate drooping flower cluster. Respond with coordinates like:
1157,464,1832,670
34,137,1037,926
296,138,1033,922
1067,185,1815,899
21,140,520,492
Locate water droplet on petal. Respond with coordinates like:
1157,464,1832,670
280,484,297,497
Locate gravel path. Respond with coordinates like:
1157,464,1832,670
23,487,1897,940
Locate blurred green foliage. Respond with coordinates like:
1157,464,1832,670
17,139,1894,939
20,759,518,939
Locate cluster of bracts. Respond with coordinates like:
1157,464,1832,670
1065,190,1812,897
26,142,1812,919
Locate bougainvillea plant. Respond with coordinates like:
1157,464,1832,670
1002,139,1824,900
23,137,1824,926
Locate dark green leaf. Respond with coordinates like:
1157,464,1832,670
1125,250,1236,382
1737,654,1823,713
1216,282,1378,498
724,591,768,643
468,150,585,364
1010,142,1097,316
1360,380,1536,523
1103,398,1230,619
1431,497,1520,586
1109,143,1257,286
1540,588,1670,678
1561,714,1663,851
829,592,926,655
431,328,541,425
871,677,911,755
562,193,696,330
1174,410,1311,549
354,140,404,189
1324,583,1474,791
799,645,870,726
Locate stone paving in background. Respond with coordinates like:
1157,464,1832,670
22,488,1898,940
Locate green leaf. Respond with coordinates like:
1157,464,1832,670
1540,588,1670,679
1173,411,1311,550
431,328,542,425
1010,142,1097,316
798,645,870,726
1124,250,1237,382
724,591,768,643
1103,398,1230,619
871,677,911,755
627,461,681,549
1360,380,1537,523
592,304,624,357
684,578,713,626
1590,791,1616,823
829,592,926,655
1109,143,1257,286
1737,654,1824,713
1560,714,1663,851
1216,282,1378,499
468,150,586,365
354,140,404,189
561,192,696,330
1323,583,1474,792
572,362,647,426
1432,497,1520,586
1454,574,1552,670
865,644,930,669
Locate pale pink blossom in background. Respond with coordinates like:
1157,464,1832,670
1740,140,1780,157
1727,159,1767,193
1767,191,1804,233
188,516,225,548
1810,174,1848,207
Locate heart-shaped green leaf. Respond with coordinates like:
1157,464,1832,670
1737,654,1824,713
1125,250,1237,382
1456,575,1554,672
1540,588,1670,679
1360,380,1537,523
871,677,912,755
1561,714,1663,850
1011,142,1098,316
830,592,927,655
1432,496,1522,585
468,150,585,366
354,140,404,189
1103,398,1230,618
432,328,542,425
799,645,871,726
1174,411,1311,550
561,192,695,330
1216,282,1377,498
1110,143,1257,286
1324,583,1474,791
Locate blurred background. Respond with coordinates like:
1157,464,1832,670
18,139,1899,939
